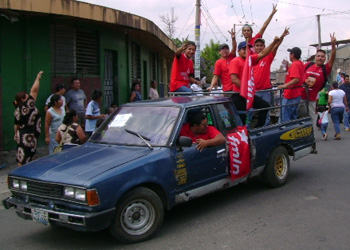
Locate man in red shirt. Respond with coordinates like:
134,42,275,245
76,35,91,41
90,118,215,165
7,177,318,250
253,28,290,125
179,112,225,152
242,4,277,49
298,33,337,127
170,41,201,93
208,29,237,92
229,37,280,127
278,47,304,122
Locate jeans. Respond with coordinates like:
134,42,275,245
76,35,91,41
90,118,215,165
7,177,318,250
281,96,301,122
231,94,270,128
175,86,193,93
320,123,328,136
343,109,350,129
331,107,345,133
256,91,271,125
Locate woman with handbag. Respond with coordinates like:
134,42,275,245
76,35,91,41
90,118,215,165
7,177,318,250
55,110,87,152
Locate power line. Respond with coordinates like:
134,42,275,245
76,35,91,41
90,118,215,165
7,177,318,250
239,0,247,23
177,5,195,38
230,0,242,24
248,0,254,24
272,0,344,13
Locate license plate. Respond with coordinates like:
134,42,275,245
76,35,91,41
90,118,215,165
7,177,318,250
32,209,50,226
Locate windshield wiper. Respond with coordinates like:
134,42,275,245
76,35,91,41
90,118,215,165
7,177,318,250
125,129,153,150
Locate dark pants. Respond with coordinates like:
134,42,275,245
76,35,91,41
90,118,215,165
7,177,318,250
231,94,270,128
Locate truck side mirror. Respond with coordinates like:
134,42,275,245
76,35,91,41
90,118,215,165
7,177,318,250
178,136,193,147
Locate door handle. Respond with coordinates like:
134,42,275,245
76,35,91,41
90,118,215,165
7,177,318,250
217,148,225,154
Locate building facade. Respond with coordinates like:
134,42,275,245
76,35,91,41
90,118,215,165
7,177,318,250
0,0,176,150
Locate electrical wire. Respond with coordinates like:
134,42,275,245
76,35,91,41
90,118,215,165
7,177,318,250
230,0,242,23
177,5,195,39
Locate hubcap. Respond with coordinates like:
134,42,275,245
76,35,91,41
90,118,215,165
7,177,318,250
120,199,155,236
274,155,287,180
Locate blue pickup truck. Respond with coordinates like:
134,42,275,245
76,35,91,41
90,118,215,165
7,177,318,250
3,96,316,243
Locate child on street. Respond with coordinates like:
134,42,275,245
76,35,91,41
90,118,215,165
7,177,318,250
318,106,329,140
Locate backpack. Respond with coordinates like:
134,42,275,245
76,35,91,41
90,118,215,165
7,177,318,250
304,62,328,89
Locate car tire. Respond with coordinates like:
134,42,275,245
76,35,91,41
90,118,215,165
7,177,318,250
109,187,164,243
262,146,290,188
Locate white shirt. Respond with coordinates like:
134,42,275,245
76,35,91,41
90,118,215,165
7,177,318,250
329,89,345,108
149,88,159,99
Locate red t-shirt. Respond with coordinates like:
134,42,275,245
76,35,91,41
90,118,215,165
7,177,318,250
179,123,221,142
170,53,194,92
283,60,304,99
229,54,259,91
253,52,275,90
301,63,331,101
213,54,235,91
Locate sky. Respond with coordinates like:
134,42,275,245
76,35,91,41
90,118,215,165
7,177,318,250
80,0,350,71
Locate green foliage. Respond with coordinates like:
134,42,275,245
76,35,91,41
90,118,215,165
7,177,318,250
172,36,189,48
200,40,220,82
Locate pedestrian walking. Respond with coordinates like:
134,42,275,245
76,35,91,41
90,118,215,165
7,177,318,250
328,81,349,140
317,106,329,140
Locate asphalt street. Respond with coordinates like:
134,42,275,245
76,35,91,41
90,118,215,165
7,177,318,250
0,122,349,249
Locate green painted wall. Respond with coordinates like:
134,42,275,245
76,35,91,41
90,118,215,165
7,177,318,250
0,16,51,150
0,15,166,150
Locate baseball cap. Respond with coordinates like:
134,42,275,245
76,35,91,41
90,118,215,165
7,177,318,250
287,47,302,58
254,38,265,44
238,41,253,51
219,43,229,50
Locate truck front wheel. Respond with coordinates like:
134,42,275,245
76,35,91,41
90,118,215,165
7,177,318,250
109,187,164,243
263,146,290,188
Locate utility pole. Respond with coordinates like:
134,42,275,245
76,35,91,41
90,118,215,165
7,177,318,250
317,14,322,49
194,0,201,79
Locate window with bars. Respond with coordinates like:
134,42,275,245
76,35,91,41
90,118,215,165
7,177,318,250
149,52,157,81
51,25,99,75
131,42,141,81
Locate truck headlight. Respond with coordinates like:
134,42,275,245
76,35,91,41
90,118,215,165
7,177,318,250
64,187,75,198
19,180,27,191
63,186,86,202
75,189,86,201
12,179,19,189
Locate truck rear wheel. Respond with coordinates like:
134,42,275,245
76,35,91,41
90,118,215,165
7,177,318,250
109,187,164,243
263,146,290,188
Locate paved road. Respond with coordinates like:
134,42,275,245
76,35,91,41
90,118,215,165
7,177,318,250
1,125,349,249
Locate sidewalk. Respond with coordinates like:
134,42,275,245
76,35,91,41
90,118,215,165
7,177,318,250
0,146,49,205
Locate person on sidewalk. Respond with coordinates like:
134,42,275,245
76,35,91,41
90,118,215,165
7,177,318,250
13,71,43,166
339,74,350,131
328,81,349,140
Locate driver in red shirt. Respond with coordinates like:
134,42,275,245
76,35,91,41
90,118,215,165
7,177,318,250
180,111,225,152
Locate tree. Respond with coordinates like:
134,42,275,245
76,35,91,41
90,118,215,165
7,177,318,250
200,40,221,82
159,7,178,39
172,36,189,48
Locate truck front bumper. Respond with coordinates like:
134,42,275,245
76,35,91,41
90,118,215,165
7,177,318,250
3,196,115,232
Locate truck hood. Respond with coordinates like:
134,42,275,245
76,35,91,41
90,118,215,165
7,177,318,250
10,143,151,186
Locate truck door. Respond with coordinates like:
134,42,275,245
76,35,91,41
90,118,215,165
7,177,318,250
174,106,227,191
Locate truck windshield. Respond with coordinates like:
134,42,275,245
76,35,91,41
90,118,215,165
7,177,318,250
90,106,180,146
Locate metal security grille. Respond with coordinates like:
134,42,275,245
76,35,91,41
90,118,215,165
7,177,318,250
76,29,99,75
150,52,157,81
51,25,99,75
131,43,141,81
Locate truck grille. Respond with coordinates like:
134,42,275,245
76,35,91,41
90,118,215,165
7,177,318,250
27,180,63,198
